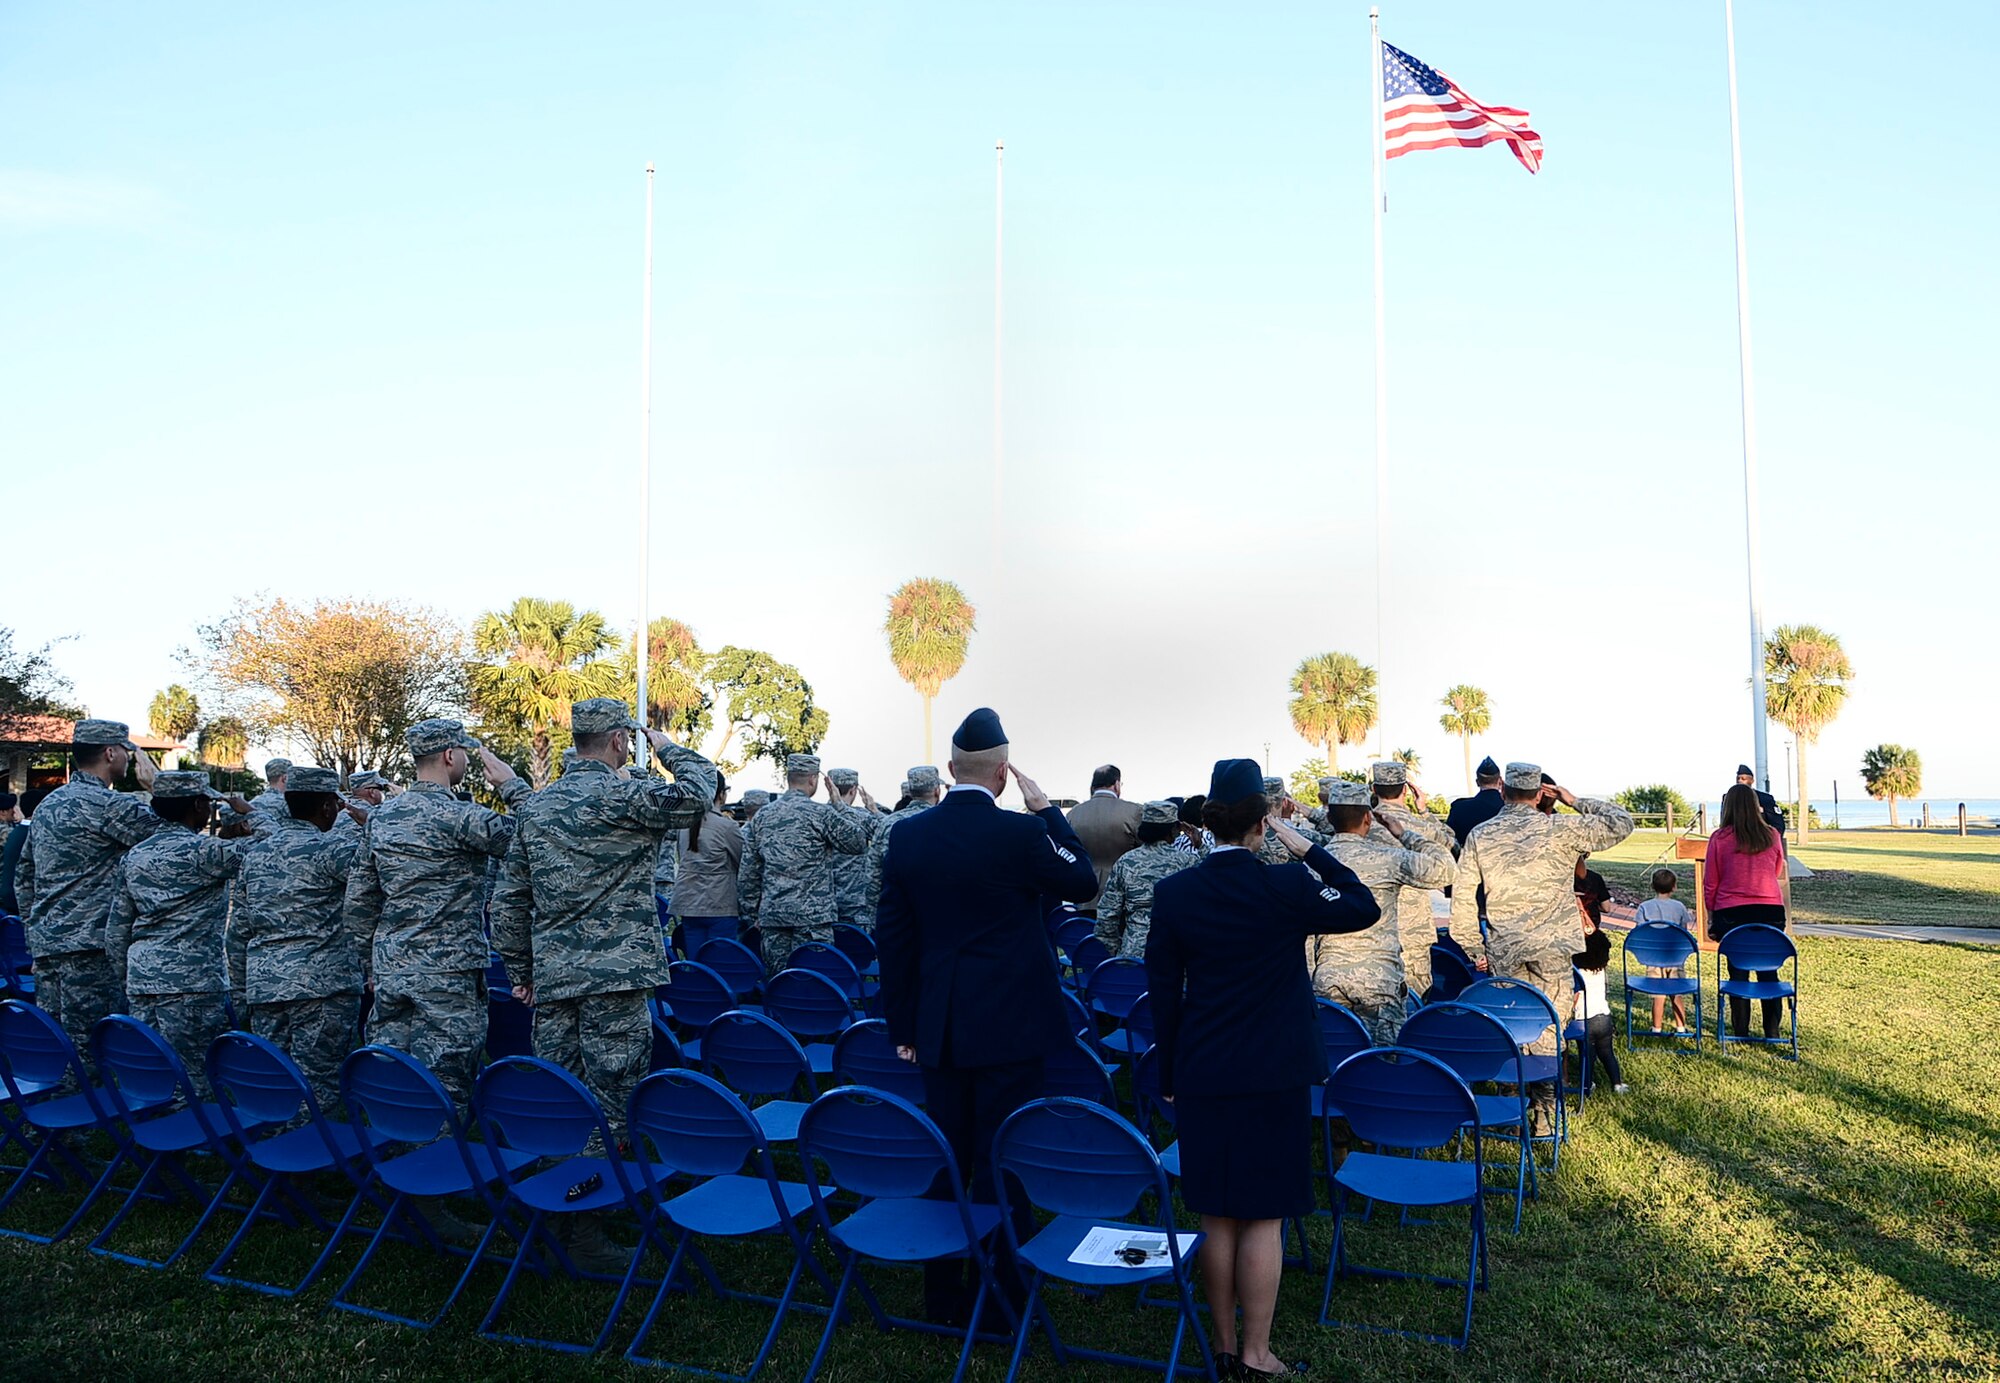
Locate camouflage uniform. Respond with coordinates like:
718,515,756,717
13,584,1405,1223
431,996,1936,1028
824,768,881,930
104,772,262,1092
344,719,531,1111
861,767,941,924
1094,805,1196,959
231,768,368,1112
737,755,869,972
1450,764,1634,1120
490,700,715,1130
248,759,293,829
1368,764,1458,1001
16,720,162,1054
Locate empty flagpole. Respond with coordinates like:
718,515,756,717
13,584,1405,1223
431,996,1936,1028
1370,8,1389,755
993,138,1006,576
636,162,656,772
1722,0,1771,795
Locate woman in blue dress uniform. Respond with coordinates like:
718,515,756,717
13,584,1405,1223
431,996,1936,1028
1146,758,1380,1378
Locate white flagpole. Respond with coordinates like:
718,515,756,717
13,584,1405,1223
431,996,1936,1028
1370,8,1389,757
1722,0,1771,795
636,162,656,772
993,138,1005,576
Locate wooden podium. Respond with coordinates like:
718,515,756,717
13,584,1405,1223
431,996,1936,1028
1675,836,1718,952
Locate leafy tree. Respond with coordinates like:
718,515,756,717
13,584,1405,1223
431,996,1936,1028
1288,652,1377,772
884,578,977,763
1437,684,1493,794
193,598,465,780
468,597,621,789
705,646,830,776
1859,744,1922,828
0,627,85,731
1614,784,1693,825
147,684,201,743
1764,624,1852,843
195,715,250,770
1288,759,1365,808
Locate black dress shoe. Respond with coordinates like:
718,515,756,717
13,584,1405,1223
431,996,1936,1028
1212,1352,1240,1379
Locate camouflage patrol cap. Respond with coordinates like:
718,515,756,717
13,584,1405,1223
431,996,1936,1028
285,766,342,794
1504,762,1543,791
1371,761,1407,787
1140,799,1178,826
347,770,390,791
73,718,137,751
785,754,821,777
1261,776,1286,801
407,717,478,757
741,789,771,807
264,758,293,779
150,770,219,800
827,767,859,790
1325,781,1370,807
1317,775,1341,797
905,766,942,795
570,698,641,735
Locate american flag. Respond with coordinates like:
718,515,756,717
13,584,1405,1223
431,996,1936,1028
1381,41,1542,174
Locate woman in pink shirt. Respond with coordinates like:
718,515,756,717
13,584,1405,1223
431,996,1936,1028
1704,784,1788,1038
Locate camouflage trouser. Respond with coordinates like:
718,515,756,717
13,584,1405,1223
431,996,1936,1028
250,994,363,1115
129,991,231,1095
1094,916,1151,961
367,970,486,1114
759,920,832,975
534,987,651,1138
835,903,873,935
34,949,121,1063
1314,971,1403,1046
1400,909,1436,1000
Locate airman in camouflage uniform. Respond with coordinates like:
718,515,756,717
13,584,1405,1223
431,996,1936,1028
1451,762,1634,1131
1311,782,1454,1042
104,772,261,1092
824,767,881,931
1094,800,1196,959
490,699,715,1139
1369,762,1458,1001
737,789,770,822
16,719,162,1056
863,766,942,921
231,766,368,1111
248,758,293,826
737,753,869,972
1258,776,1298,863
345,719,528,1111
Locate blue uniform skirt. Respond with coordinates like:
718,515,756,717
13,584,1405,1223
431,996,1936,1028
1174,1086,1314,1220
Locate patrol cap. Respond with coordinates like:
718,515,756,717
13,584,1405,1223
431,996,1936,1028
1325,780,1371,807
264,757,293,779
905,765,942,795
570,698,641,735
1371,761,1407,787
951,707,1007,753
1140,799,1178,826
73,719,137,751
1503,762,1544,791
407,717,478,757
827,767,859,790
150,770,219,800
285,766,342,795
1316,775,1341,797
785,753,822,777
1209,759,1264,806
1476,756,1501,779
740,789,771,807
348,771,390,791
1261,776,1286,801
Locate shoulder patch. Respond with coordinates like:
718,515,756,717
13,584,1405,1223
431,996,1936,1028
1052,842,1078,864
1319,886,1341,902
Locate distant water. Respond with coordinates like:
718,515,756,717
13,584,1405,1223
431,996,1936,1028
1696,798,2000,830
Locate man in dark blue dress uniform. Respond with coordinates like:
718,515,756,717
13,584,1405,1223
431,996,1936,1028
1446,756,1505,849
876,706,1098,1320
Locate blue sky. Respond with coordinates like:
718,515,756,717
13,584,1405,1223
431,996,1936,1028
4,1,1995,804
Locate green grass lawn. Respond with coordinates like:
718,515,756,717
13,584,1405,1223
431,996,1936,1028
4,933,1998,1382
1591,829,2000,930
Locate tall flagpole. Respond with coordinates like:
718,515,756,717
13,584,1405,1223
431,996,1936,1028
993,138,1006,576
636,162,656,772
1722,0,1771,795
1370,8,1389,757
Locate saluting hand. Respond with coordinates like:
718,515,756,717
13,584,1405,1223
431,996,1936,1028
1008,764,1050,812
477,745,518,785
1269,818,1314,859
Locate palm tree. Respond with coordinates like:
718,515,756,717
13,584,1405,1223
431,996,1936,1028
1288,653,1378,772
1392,748,1421,774
469,597,622,788
1763,624,1853,844
1859,744,1921,829
626,617,711,746
884,578,977,762
148,684,200,747
195,715,249,771
1437,684,1493,793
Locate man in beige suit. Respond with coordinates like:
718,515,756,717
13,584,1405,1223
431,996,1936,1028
1065,765,1143,913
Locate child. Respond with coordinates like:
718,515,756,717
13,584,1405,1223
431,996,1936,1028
1633,867,1693,1034
1572,920,1627,1095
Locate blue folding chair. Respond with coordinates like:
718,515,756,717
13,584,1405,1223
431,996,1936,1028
696,938,768,1003
1062,990,1107,1058
832,1019,926,1105
1041,1035,1116,1107
797,1086,1015,1383
1457,977,1568,1165
666,960,739,1062
1428,946,1477,1003
322,1045,538,1328
830,924,880,986
1098,992,1155,1070
486,952,534,1060
1312,1000,1374,1216
474,1056,673,1354
649,996,689,1072
1052,913,1094,958
0,914,31,1001
701,1010,818,1143
992,1097,1216,1383
1622,922,1703,1051
623,1068,830,1380
762,968,856,1077
1318,1048,1488,1350
0,999,89,1210
791,942,867,1010
1083,956,1148,1027
202,1032,386,1297
1396,1004,1536,1231
1062,935,1111,991
1716,924,1799,1061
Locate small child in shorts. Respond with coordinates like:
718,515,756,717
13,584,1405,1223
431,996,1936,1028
1633,868,1692,1034
1571,920,1627,1095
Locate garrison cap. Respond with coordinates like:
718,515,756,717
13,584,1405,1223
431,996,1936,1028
285,766,342,795
1476,756,1501,779
905,765,942,795
827,767,859,790
1371,761,1407,787
1735,764,1754,778
570,698,641,735
150,770,219,800
407,717,478,756
73,719,137,750
951,708,1007,753
1541,772,1558,786
347,770,390,791
1209,759,1264,806
1140,799,1178,826
1325,780,1371,807
785,753,822,777
264,758,293,779
1503,762,1544,791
